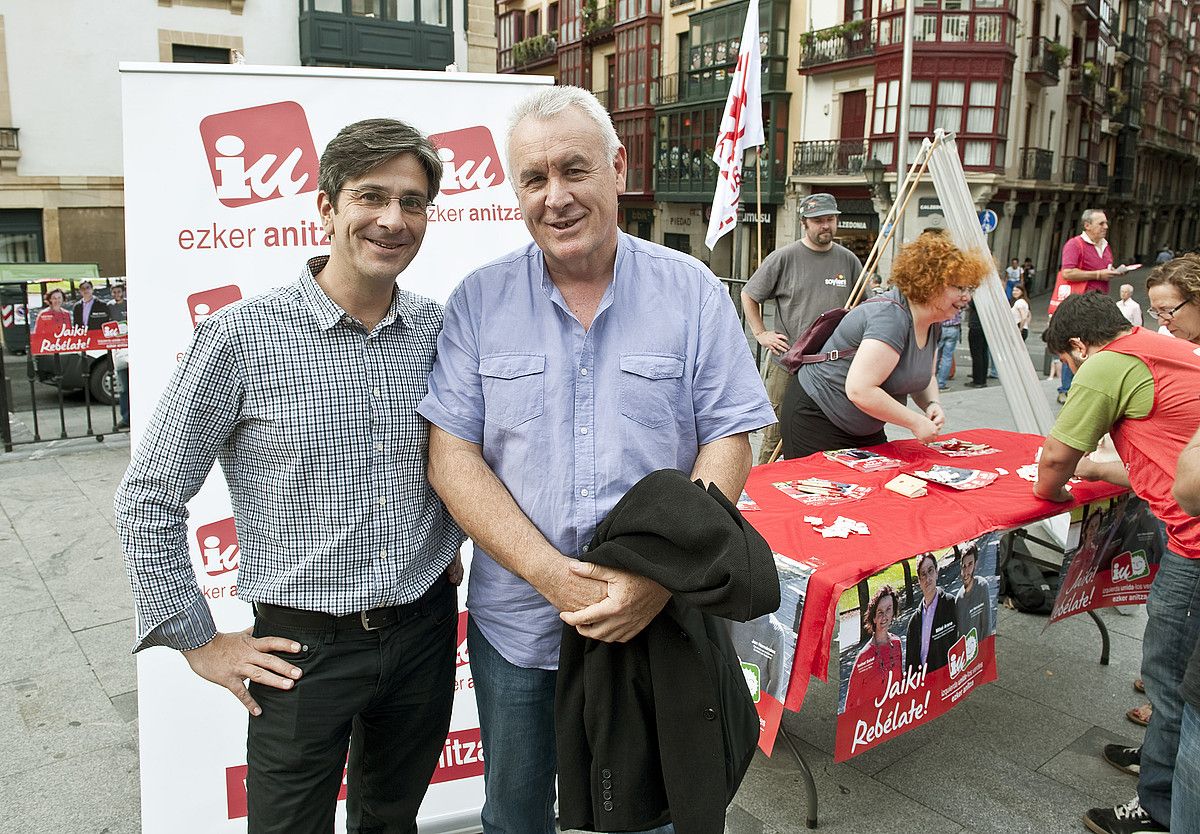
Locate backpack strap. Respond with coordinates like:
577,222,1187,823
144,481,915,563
801,296,909,364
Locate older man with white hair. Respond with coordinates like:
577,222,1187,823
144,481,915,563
1117,283,1144,327
419,86,774,833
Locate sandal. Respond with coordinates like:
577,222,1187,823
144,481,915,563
1134,677,1145,694
1126,703,1152,727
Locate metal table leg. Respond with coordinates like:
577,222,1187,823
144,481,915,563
1086,609,1111,665
778,727,818,829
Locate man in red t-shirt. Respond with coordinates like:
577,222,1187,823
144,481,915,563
1055,209,1122,402
1037,292,1200,834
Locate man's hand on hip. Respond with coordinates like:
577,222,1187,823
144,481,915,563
754,330,790,356
559,562,671,643
182,628,304,716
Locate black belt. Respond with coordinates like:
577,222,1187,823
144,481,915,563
254,580,445,633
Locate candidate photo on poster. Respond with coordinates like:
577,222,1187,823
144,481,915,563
731,553,818,704
837,534,1000,713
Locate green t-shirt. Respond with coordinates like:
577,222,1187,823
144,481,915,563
1050,351,1155,453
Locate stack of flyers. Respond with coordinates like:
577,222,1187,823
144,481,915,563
823,448,904,471
774,478,873,506
928,438,1000,457
737,490,761,512
911,465,999,491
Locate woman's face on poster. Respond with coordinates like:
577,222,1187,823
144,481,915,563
873,595,895,636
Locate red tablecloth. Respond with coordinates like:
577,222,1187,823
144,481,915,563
743,428,1126,711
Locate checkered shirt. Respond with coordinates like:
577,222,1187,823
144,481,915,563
115,257,464,651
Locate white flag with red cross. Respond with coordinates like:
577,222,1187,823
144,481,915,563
705,0,764,251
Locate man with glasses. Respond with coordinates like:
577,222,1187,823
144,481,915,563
1055,208,1121,403
116,119,464,834
1035,291,1200,834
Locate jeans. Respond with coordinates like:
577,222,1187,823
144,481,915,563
116,367,130,424
1058,363,1074,395
1138,548,1200,826
246,579,457,834
935,325,960,388
468,618,674,834
1173,702,1200,833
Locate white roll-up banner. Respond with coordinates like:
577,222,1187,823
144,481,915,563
120,63,550,834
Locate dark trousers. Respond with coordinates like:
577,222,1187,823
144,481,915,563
781,377,886,459
967,325,989,384
246,579,457,834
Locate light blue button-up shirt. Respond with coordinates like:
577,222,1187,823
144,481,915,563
419,231,775,669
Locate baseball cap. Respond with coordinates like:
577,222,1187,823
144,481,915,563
800,193,841,218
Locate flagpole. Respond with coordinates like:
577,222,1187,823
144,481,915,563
755,151,763,269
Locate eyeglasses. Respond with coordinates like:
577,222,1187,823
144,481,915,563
950,285,975,296
1147,298,1192,321
340,188,432,215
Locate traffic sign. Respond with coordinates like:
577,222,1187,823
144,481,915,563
978,209,998,234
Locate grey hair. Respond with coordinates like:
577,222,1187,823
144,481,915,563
1080,208,1106,227
504,86,621,174
318,118,443,204
1120,283,1134,294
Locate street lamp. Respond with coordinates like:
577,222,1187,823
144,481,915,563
863,157,890,200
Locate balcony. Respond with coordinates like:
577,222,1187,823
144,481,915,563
1025,37,1064,87
791,139,870,177
1063,156,1088,184
658,71,732,106
1072,0,1100,19
1068,70,1097,102
298,3,452,70
511,34,557,69
581,1,614,43
1020,147,1053,180
0,127,18,173
1063,156,1108,187
798,19,874,69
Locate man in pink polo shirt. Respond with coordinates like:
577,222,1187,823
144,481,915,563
1056,209,1122,402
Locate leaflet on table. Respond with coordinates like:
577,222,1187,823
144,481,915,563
773,478,873,506
833,532,1000,761
928,438,1000,457
730,552,822,755
911,465,999,491
823,448,904,472
1049,496,1164,624
737,491,761,512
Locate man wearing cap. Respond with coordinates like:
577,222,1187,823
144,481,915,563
741,192,863,464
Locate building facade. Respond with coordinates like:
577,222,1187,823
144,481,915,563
497,0,1200,284
0,0,495,277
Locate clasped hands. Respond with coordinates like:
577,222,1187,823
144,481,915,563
553,559,671,644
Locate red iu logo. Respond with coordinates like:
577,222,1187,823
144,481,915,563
196,517,240,576
101,321,122,338
1110,550,1151,582
187,285,243,328
456,611,470,668
430,126,506,195
198,101,319,208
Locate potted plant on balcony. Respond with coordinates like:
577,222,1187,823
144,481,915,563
1047,41,1070,66
1080,60,1098,80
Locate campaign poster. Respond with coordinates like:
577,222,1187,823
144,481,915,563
731,552,822,754
1049,496,1164,623
833,533,1000,761
122,64,548,834
29,317,128,353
